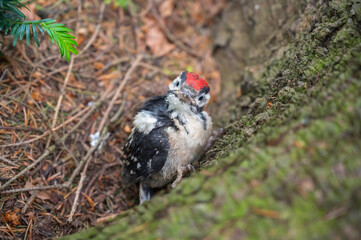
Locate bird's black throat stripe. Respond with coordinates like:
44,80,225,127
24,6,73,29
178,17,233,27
199,112,207,130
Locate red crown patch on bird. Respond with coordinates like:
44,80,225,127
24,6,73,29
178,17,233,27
185,72,209,91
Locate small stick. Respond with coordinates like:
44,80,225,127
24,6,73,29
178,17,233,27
150,0,202,58
75,2,106,58
65,128,106,187
138,61,173,77
0,146,55,191
0,184,66,194
47,54,75,147
0,106,90,148
0,126,42,133
7,71,79,163
97,54,143,133
65,56,142,188
0,69,7,82
46,0,81,149
68,157,91,222
84,162,119,194
0,156,19,167
101,57,129,73
0,84,113,192
61,86,112,141
24,218,33,240
22,191,39,213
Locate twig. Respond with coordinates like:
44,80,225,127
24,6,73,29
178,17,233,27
0,184,65,194
150,0,202,58
6,71,79,163
0,106,89,148
47,0,81,148
65,56,142,189
0,69,7,82
97,54,143,132
138,61,173,77
0,131,48,148
110,94,127,123
22,191,39,213
4,222,15,238
1,85,112,149
101,56,129,73
0,126,43,133
7,71,47,121
65,128,106,187
24,218,33,240
68,157,91,222
3,95,39,115
0,84,114,193
16,44,35,68
75,2,106,58
0,146,55,191
0,156,19,167
48,54,75,137
61,87,112,141
46,59,95,76
84,162,120,194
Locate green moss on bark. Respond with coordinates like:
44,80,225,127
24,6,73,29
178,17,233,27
63,1,361,239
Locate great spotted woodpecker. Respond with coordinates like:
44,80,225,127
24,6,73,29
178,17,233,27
121,71,212,204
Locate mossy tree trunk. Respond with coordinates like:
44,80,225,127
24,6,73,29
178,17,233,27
63,0,361,239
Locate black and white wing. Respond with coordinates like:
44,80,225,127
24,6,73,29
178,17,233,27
121,95,175,185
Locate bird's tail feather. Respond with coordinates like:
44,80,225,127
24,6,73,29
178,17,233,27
139,182,153,204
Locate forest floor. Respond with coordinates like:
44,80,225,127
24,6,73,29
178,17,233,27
0,0,224,238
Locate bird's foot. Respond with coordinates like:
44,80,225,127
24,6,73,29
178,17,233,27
186,164,196,172
171,164,195,188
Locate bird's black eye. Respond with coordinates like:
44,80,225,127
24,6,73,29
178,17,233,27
175,81,180,87
198,96,204,101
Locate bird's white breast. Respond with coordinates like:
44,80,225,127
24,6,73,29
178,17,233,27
161,95,212,179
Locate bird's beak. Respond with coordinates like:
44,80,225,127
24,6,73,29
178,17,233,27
178,87,196,105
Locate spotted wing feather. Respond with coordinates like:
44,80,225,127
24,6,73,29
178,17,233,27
121,96,174,185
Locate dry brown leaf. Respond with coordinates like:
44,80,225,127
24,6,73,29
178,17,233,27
36,0,55,7
124,125,131,134
27,212,34,221
96,213,119,224
40,212,64,225
68,74,84,89
77,28,88,46
31,90,42,102
37,191,51,201
68,72,77,82
24,181,35,189
60,99,73,112
145,18,175,57
31,71,42,81
93,62,105,70
98,71,119,81
294,140,306,148
189,1,203,23
81,193,95,211
4,210,20,227
251,207,280,219
159,0,175,17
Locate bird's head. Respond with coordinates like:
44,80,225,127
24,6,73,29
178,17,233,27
168,71,210,110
